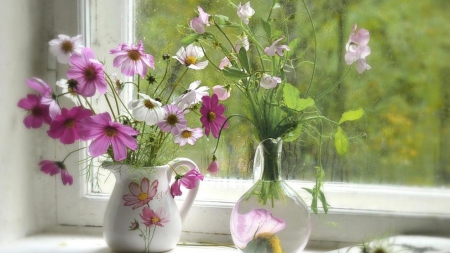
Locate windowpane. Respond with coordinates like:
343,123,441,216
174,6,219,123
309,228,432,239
95,0,450,194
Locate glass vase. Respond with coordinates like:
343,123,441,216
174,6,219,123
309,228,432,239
230,138,311,253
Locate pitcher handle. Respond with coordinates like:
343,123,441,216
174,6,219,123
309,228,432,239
167,158,200,223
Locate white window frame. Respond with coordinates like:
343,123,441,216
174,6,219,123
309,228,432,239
55,0,450,245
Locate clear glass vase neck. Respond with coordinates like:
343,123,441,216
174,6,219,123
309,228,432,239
254,137,283,182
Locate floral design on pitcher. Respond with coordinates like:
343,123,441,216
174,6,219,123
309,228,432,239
122,177,171,252
140,207,170,227
122,178,158,210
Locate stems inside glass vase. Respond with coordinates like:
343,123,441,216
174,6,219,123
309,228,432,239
258,138,283,182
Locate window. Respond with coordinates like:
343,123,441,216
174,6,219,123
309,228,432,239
56,0,450,244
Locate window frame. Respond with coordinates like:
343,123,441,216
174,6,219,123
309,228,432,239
55,0,450,245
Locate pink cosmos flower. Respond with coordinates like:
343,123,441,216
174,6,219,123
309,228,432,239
345,24,371,74
231,207,286,249
156,104,187,135
47,106,93,144
171,168,204,197
17,94,52,129
213,85,231,101
190,6,210,34
39,160,73,186
218,57,232,70
140,207,170,227
49,34,83,64
26,77,61,119
174,127,204,146
67,47,107,97
78,112,139,161
260,74,282,89
122,178,158,210
173,44,208,70
200,94,228,138
237,2,255,25
264,36,290,57
235,34,250,52
207,155,219,174
110,40,155,78
174,80,209,110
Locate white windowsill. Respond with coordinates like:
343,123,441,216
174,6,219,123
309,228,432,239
0,226,332,253
1,226,449,253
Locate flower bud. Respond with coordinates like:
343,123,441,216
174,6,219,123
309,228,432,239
207,155,219,174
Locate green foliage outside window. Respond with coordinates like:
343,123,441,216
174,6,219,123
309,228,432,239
135,0,450,187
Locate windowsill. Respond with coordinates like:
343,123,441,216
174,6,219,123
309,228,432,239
0,226,332,253
1,226,449,252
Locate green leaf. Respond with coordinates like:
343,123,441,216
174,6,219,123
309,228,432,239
287,38,299,58
180,33,201,46
319,190,329,214
214,15,230,26
261,18,271,38
222,67,248,80
214,15,239,28
283,83,315,111
338,108,365,124
334,126,349,156
283,124,302,142
237,47,250,73
302,187,314,195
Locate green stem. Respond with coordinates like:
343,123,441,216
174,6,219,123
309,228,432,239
61,147,87,163
162,68,189,103
212,114,257,154
82,97,96,114
315,66,352,101
153,59,170,94
103,94,117,121
301,0,317,98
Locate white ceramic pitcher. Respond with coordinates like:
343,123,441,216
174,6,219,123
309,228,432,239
103,158,200,252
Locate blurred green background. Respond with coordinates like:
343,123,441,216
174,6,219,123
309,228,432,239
134,0,450,187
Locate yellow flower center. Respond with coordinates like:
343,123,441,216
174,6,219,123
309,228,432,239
254,232,282,253
185,56,197,66
64,119,76,128
104,127,118,137
137,192,148,201
166,114,178,125
181,130,192,138
61,40,73,53
207,111,216,122
128,50,141,61
144,99,155,109
84,66,96,81
151,217,160,223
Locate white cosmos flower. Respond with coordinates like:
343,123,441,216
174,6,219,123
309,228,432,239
128,93,166,125
49,34,83,64
174,80,209,109
173,44,209,70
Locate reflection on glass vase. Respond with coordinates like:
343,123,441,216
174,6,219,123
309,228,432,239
230,138,311,253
